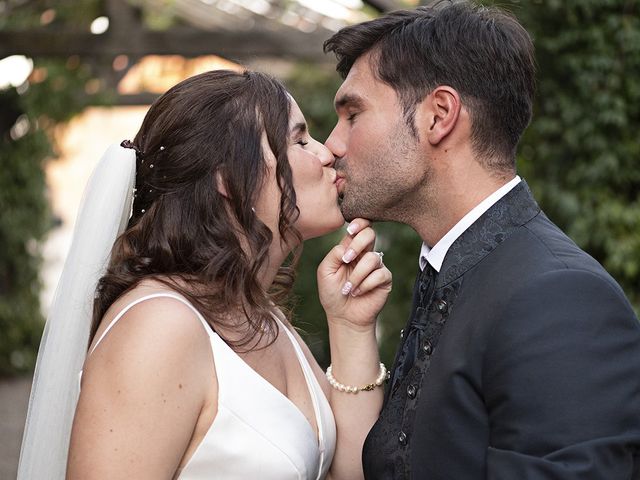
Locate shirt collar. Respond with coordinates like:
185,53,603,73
419,176,521,272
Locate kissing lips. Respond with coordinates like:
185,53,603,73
335,176,346,204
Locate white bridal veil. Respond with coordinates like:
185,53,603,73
17,144,136,479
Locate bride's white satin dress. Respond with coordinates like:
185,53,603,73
85,293,336,479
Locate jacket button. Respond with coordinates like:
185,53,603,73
423,341,433,355
407,384,417,399
400,328,404,339
398,431,408,446
436,299,448,314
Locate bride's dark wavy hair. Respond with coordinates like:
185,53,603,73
90,69,301,350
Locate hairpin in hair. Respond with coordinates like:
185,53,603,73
120,139,142,155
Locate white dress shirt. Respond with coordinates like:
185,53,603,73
419,176,522,272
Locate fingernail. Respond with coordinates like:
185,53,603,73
346,221,359,235
341,281,353,295
342,249,356,263
351,288,361,297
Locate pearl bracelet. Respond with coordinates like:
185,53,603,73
325,362,389,393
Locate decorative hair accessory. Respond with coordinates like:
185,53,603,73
120,139,142,157
120,139,159,219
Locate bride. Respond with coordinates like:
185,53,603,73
18,69,390,479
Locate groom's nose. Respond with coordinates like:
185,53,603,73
325,124,346,162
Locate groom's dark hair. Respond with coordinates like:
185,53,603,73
324,0,536,172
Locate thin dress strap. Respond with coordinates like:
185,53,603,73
272,316,326,450
88,292,211,357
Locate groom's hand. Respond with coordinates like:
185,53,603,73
318,219,392,331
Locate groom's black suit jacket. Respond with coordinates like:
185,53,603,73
362,181,640,479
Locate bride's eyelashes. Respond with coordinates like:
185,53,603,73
296,139,309,147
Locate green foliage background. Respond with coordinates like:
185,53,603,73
0,0,638,374
512,0,640,313
0,56,108,375
0,90,50,375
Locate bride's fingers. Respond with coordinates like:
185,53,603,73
341,251,386,295
338,218,371,249
351,268,392,297
340,226,376,264
319,244,348,275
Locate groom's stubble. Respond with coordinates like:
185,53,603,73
335,117,431,226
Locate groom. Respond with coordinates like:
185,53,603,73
324,1,640,479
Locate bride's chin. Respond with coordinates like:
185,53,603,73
324,209,347,234
299,213,347,241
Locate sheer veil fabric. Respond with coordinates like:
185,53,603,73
17,144,136,479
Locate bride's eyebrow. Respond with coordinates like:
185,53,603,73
290,122,307,136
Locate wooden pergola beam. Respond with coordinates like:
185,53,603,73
0,28,330,62
0,0,408,106
0,0,406,60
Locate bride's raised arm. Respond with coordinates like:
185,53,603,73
318,219,391,480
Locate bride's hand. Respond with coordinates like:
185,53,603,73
318,219,392,331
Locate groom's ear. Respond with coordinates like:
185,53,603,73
417,86,461,146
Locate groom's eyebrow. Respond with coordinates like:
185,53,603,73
334,93,364,112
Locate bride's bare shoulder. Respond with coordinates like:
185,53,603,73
87,280,213,374
71,280,217,478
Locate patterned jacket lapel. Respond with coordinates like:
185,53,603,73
437,181,541,288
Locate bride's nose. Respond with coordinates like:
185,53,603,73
316,141,334,167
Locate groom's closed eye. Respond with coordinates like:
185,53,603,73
335,93,365,115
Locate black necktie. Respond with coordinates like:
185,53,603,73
392,262,437,390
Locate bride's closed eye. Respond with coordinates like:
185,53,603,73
296,139,309,147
